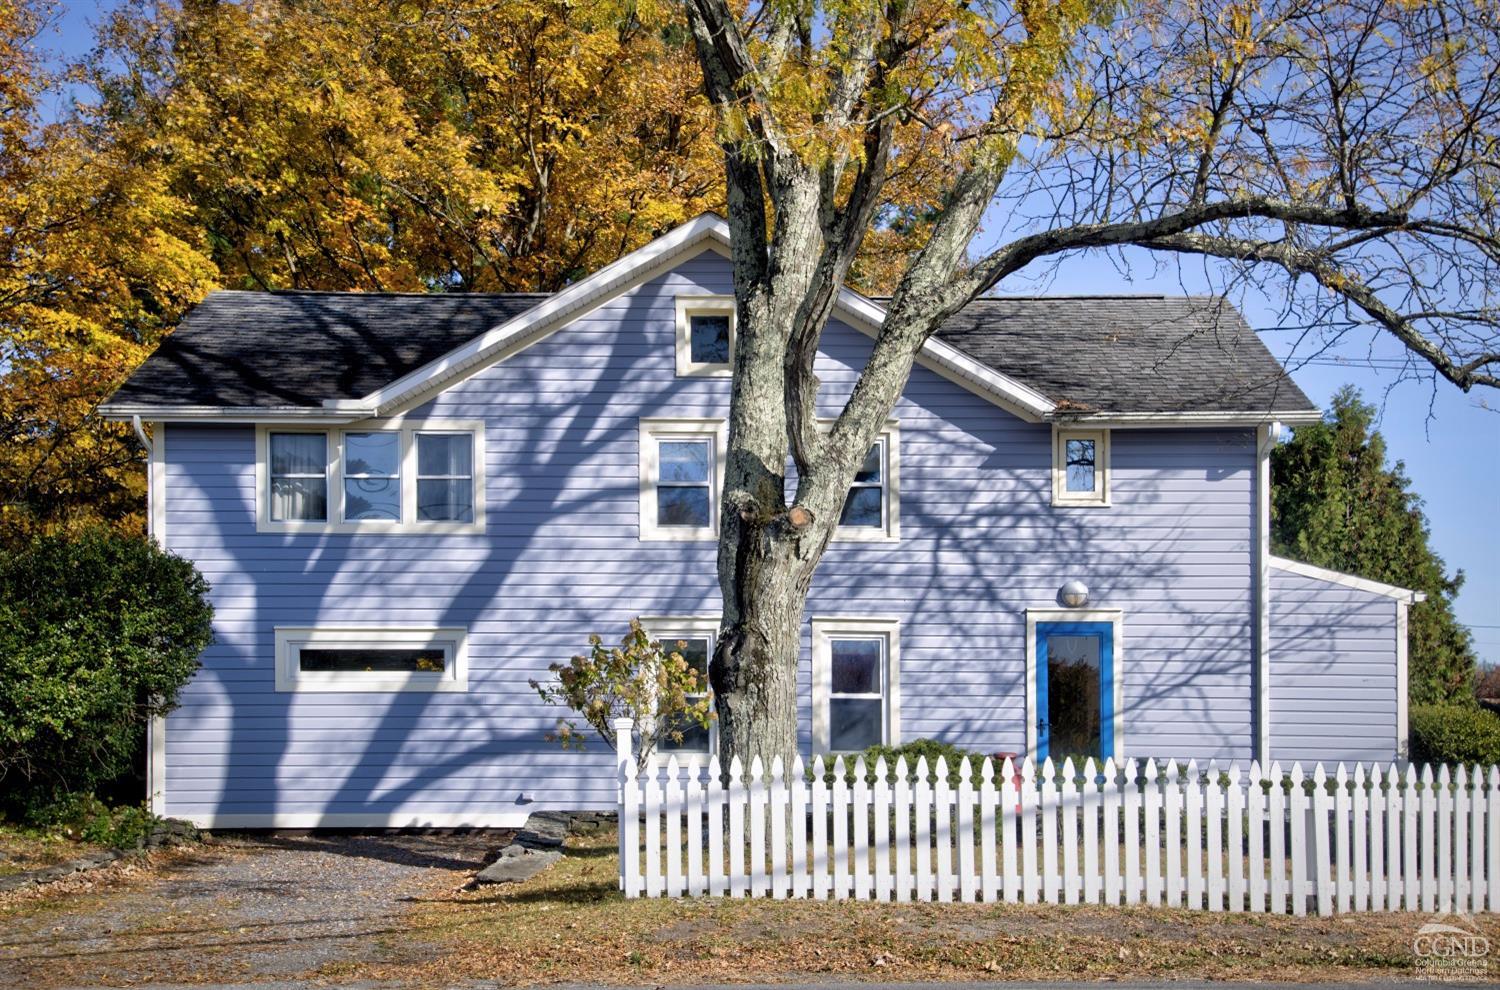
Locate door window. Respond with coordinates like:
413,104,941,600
1036,622,1115,763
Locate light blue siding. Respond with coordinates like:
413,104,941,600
160,248,1263,824
1269,568,1400,765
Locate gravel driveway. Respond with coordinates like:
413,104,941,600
0,831,501,989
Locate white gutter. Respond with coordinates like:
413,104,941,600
1059,409,1323,427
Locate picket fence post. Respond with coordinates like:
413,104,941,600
1123,758,1142,906
1002,757,1020,903
707,755,725,896
770,756,788,899
875,757,893,901
893,756,912,902
791,755,809,899
1061,758,1080,905
811,756,829,899
980,758,998,903
615,718,638,897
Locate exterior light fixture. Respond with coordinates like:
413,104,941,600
1058,580,1090,608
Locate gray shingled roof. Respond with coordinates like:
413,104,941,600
105,288,1315,415
931,295,1315,414
106,290,545,409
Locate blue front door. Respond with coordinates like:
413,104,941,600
1036,622,1114,763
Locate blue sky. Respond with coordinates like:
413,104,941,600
38,1,1499,666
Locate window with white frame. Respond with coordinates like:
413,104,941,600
342,431,401,522
814,422,899,541
837,429,900,540
415,432,475,522
257,422,483,533
675,296,735,376
269,432,329,522
641,617,718,757
1052,427,1110,506
639,419,723,541
812,617,900,752
274,626,468,692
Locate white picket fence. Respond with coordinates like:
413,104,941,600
612,722,1500,915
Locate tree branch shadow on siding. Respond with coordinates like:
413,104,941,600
182,280,1275,831
1266,574,1400,764
203,278,733,830
859,419,1258,763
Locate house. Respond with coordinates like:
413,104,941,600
101,214,1423,828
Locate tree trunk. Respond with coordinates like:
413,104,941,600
710,520,818,771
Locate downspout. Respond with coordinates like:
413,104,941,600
131,414,152,456
1253,422,1280,763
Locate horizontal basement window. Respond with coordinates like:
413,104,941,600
275,626,468,693
297,648,446,674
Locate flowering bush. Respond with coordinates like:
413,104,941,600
530,619,714,769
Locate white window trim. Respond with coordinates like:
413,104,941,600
274,626,469,693
1052,427,1111,507
639,615,720,765
830,422,901,543
638,418,726,542
811,616,901,754
674,295,736,377
255,419,485,534
1024,607,1124,761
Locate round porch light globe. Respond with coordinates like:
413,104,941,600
1058,580,1090,608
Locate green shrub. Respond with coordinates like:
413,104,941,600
809,738,994,785
25,794,160,848
1409,703,1500,766
0,530,214,819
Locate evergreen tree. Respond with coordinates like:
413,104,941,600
1272,386,1478,705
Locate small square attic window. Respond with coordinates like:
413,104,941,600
675,296,735,376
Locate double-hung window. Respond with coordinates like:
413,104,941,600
1052,427,1110,506
639,419,724,541
416,432,475,522
258,422,483,532
269,433,330,522
812,617,900,753
642,617,718,758
830,423,900,541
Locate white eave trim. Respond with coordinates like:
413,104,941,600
1269,555,1426,603
101,403,374,424
1056,409,1323,427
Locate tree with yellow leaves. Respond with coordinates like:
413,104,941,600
0,0,218,539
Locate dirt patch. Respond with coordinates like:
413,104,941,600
0,831,497,988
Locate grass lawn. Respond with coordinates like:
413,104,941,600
348,829,1471,986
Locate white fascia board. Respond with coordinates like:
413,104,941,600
100,404,373,424
1058,409,1323,428
1269,555,1427,603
